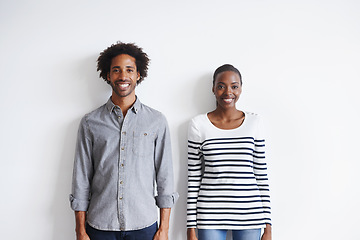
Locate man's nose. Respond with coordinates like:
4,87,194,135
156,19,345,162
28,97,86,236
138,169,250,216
119,70,127,79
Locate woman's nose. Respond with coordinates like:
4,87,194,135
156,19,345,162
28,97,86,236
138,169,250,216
225,86,232,94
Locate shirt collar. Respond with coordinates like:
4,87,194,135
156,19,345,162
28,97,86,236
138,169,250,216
105,96,141,114
131,96,141,114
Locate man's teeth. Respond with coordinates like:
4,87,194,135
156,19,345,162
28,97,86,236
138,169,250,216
119,84,129,87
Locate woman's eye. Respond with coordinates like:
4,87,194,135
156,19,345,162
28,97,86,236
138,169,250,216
232,86,238,89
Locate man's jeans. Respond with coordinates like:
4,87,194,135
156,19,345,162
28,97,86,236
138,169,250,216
86,222,157,240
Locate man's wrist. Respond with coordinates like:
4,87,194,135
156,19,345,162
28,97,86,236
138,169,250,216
158,223,169,232
76,226,87,236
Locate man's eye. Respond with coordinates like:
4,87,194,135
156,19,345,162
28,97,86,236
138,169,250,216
232,86,238,89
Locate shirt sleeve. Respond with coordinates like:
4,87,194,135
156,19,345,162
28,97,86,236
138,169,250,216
154,114,179,208
69,116,94,212
187,118,203,228
253,115,272,225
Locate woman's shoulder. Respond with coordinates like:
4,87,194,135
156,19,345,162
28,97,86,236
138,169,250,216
190,113,208,123
188,113,210,133
244,111,261,121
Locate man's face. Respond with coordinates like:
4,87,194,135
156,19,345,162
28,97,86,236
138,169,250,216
107,54,140,99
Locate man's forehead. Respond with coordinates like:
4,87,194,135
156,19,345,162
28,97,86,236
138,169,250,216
110,55,137,67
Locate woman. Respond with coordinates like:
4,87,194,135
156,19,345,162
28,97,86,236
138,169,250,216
187,64,272,240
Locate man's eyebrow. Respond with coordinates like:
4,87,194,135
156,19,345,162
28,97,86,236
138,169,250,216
111,66,135,69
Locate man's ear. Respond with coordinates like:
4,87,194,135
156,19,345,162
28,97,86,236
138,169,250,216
137,72,140,81
106,73,111,83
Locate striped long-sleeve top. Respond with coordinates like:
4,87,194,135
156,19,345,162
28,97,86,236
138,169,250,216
187,112,271,230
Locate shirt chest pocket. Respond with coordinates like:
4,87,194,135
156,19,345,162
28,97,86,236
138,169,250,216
132,131,155,158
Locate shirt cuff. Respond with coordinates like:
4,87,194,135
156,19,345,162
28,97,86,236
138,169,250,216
69,194,89,211
155,192,179,208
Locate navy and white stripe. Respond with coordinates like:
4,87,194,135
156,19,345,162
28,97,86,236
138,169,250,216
187,112,271,230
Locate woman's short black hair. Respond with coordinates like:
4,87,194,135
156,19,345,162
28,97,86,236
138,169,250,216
97,42,150,85
213,64,242,86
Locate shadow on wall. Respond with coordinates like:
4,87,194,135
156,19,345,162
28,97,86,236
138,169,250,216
171,73,214,238
172,120,189,239
51,118,80,240
191,73,214,114
51,55,110,240
77,54,111,107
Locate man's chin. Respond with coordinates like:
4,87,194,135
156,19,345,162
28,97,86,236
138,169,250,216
113,89,135,99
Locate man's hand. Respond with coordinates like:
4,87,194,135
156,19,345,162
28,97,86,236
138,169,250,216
153,228,168,240
76,232,90,240
75,211,89,240
153,208,171,240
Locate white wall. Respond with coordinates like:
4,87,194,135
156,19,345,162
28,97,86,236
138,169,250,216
1,0,359,239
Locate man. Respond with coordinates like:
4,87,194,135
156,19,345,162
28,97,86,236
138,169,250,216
70,42,178,240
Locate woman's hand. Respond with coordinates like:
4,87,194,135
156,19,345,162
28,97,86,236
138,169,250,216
187,228,198,240
261,224,272,240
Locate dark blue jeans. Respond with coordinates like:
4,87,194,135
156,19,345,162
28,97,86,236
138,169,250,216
86,222,158,240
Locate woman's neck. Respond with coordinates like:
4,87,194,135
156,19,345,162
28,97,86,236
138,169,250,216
211,107,241,120
208,107,245,130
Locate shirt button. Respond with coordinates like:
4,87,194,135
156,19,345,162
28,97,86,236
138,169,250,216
144,133,147,136
119,197,123,200
122,132,126,135
120,181,123,184
121,164,124,167
121,147,124,150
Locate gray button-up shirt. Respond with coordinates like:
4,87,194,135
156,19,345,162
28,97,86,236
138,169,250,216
70,97,178,231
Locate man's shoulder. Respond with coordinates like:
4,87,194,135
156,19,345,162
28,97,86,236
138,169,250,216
81,103,108,121
139,103,166,119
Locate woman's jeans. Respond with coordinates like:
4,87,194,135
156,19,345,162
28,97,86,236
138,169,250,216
85,222,157,240
198,228,261,240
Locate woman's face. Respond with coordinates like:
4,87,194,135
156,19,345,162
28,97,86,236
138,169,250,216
212,71,242,109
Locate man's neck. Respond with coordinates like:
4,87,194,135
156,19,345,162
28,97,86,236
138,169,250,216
111,93,136,117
